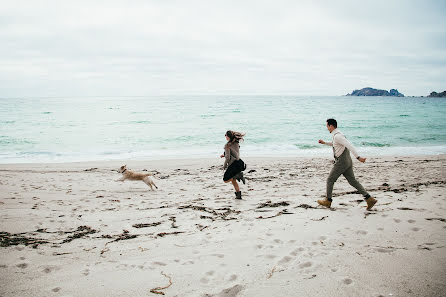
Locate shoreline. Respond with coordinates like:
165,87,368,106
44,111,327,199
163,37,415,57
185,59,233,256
0,152,445,168
1,143,445,166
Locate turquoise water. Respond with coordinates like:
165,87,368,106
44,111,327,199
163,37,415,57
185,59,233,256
0,96,445,163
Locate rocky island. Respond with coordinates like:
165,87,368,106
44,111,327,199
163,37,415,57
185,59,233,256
346,87,404,97
427,91,446,97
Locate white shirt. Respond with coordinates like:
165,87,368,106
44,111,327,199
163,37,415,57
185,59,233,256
324,128,360,158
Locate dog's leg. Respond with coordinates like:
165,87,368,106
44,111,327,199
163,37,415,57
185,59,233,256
116,177,125,182
151,180,158,189
143,177,154,190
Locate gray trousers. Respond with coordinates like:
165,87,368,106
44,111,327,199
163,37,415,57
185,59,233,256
326,148,369,200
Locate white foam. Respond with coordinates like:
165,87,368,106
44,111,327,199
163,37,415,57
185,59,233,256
1,144,445,164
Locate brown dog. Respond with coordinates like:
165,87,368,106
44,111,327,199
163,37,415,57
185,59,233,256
117,165,158,190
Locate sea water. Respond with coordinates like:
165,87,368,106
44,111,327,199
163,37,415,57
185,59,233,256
0,96,445,163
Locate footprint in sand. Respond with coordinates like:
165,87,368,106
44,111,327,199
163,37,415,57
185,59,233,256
278,256,293,264
299,262,312,269
210,284,244,296
412,227,421,231
265,255,277,259
393,219,401,223
375,248,394,253
357,231,368,235
290,247,305,256
206,271,215,276
343,278,353,285
52,287,61,292
200,277,209,284
408,219,416,223
228,274,238,281
16,263,28,269
43,266,56,274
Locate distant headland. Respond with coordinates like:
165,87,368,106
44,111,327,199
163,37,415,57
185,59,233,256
427,91,446,97
346,87,404,97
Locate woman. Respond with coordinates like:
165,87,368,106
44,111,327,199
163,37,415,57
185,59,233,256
220,130,246,199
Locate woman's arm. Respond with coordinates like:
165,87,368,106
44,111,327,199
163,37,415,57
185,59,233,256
223,146,231,169
230,143,240,160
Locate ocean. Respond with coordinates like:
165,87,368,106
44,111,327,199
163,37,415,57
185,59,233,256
0,96,445,163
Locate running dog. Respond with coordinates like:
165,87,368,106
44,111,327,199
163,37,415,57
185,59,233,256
117,165,158,190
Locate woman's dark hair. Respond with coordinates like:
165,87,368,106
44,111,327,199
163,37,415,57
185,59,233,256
225,130,245,144
326,118,337,128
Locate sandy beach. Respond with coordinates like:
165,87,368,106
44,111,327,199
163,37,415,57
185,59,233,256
0,154,445,297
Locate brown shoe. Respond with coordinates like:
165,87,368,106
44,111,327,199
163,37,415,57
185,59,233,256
366,197,377,210
317,199,332,208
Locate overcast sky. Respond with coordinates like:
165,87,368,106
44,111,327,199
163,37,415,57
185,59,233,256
1,0,445,97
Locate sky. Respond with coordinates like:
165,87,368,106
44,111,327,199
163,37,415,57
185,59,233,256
0,0,445,97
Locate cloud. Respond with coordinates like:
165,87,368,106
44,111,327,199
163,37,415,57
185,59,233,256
0,0,445,97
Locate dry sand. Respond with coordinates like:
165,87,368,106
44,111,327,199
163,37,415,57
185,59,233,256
0,155,445,297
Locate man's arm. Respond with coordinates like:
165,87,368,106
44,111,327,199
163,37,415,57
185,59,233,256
335,134,365,162
318,139,333,146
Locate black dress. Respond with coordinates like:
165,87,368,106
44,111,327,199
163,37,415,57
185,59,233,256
223,141,245,181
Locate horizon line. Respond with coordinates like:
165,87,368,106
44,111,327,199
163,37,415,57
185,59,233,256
0,93,438,99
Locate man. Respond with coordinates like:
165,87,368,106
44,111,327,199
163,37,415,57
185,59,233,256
318,118,377,210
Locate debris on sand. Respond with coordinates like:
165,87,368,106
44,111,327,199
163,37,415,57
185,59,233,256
311,216,328,221
132,222,162,229
62,226,97,244
425,218,446,222
178,205,240,221
257,209,293,219
169,217,178,228
1,225,98,248
257,200,290,208
157,231,185,238
150,271,172,295
296,204,317,209
83,168,98,171
267,266,277,279
196,224,209,231
110,230,138,243
0,232,48,248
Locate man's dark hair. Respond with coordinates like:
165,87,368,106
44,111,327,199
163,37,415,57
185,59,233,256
326,118,337,128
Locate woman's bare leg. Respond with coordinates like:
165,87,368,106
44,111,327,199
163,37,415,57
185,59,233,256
231,179,240,192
